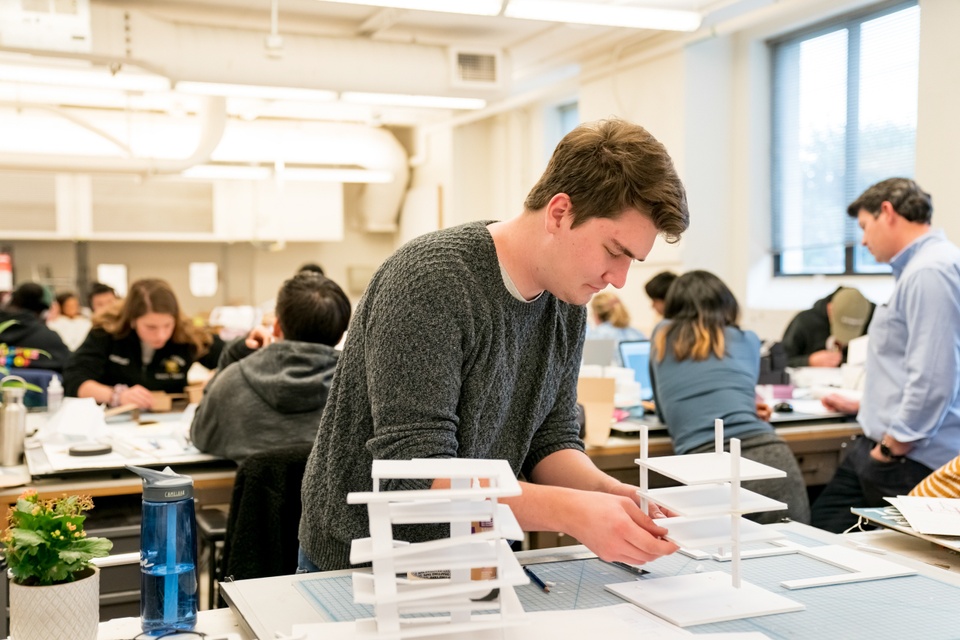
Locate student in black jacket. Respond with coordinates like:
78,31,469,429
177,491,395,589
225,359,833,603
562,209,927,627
0,282,70,371
64,278,224,409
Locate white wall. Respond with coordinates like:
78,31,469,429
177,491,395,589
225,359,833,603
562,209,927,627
576,50,688,336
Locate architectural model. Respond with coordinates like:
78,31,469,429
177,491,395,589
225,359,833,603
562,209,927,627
347,458,529,639
605,420,805,627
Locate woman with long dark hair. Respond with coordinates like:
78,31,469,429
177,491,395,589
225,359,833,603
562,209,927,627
650,270,810,523
64,278,224,409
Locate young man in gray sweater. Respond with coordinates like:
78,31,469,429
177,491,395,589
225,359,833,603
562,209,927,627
298,119,690,571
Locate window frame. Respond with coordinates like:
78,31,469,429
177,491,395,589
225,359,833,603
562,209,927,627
769,0,918,277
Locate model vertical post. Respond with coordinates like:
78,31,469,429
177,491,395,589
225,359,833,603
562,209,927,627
127,465,198,635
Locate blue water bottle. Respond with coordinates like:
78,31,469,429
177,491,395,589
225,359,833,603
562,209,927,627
127,465,199,635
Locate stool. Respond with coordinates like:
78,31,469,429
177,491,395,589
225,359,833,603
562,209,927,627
195,504,228,609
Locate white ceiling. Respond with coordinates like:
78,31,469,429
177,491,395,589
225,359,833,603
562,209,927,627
0,0,775,179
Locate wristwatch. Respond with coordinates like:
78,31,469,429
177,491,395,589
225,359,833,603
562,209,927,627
878,437,905,461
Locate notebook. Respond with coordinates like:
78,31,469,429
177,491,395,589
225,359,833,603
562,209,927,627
618,340,654,401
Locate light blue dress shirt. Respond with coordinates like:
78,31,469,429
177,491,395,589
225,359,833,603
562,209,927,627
585,322,646,366
858,229,960,470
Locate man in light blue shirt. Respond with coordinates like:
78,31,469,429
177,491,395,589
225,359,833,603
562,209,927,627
812,178,960,533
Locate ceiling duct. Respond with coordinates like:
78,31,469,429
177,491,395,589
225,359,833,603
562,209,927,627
80,5,504,101
0,96,227,175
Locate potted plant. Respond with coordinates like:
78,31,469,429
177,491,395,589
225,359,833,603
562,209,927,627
3,490,113,640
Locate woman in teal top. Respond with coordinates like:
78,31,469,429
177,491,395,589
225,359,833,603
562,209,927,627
650,270,810,524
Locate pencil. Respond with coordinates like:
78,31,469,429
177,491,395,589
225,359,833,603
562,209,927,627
523,565,550,593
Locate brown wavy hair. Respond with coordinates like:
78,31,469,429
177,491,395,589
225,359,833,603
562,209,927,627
524,119,689,243
93,278,213,357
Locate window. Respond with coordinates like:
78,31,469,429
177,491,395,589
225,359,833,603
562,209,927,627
545,101,579,161
557,101,579,135
771,2,919,275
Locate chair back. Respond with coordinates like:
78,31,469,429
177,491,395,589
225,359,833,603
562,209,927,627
219,443,313,581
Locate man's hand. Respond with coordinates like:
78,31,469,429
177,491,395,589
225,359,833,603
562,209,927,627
756,401,772,422
821,393,860,415
244,325,275,350
808,349,842,368
562,490,679,565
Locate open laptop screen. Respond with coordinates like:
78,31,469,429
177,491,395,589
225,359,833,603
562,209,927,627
618,340,654,401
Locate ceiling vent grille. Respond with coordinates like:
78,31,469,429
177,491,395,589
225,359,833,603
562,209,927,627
450,49,501,88
0,0,91,52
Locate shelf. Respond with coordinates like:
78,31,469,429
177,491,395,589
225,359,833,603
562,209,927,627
658,515,785,549
637,452,786,485
639,484,787,517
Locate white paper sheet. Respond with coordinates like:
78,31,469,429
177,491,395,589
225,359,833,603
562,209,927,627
886,496,960,536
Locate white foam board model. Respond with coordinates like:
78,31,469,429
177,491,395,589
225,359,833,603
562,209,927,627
606,572,804,627
348,458,529,639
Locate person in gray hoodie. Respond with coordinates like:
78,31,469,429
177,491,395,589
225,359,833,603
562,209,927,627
190,272,351,463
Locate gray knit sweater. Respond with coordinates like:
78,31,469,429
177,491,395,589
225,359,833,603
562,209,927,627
298,221,587,570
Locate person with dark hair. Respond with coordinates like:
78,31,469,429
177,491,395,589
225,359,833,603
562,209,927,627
811,178,960,532
297,262,325,276
649,270,810,523
0,282,70,371
64,278,224,409
47,291,92,351
87,282,119,315
190,273,351,462
644,270,677,317
298,118,690,573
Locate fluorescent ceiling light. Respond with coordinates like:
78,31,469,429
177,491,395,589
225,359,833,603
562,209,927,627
323,0,701,31
279,167,394,183
177,81,337,102
505,0,701,31
181,164,393,183
341,91,486,110
316,0,501,16
182,165,272,180
0,63,170,92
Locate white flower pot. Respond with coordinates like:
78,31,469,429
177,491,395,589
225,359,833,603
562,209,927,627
8,566,100,640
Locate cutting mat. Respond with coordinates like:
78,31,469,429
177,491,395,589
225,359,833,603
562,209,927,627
294,530,960,638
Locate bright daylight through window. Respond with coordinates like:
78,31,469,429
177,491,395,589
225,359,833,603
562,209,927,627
771,2,919,275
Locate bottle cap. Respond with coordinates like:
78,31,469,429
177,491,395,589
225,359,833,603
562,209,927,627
126,465,194,501
47,376,63,392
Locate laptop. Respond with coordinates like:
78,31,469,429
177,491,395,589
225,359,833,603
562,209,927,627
581,338,618,366
618,340,654,402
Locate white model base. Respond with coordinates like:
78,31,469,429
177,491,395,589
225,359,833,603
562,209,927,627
776,543,916,589
605,571,804,627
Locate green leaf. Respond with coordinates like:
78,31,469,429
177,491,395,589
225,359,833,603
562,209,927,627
10,528,46,548
70,537,113,556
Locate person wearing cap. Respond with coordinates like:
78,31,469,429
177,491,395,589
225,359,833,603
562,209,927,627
0,282,70,371
811,178,960,533
780,287,874,368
